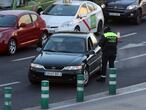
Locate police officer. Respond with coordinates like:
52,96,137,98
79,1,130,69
97,26,119,81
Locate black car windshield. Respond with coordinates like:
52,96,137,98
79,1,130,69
43,36,85,53
0,15,17,27
43,4,79,16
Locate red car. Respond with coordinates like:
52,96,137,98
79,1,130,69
0,10,48,55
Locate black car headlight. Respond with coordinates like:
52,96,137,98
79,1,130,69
31,63,45,69
126,5,137,10
101,4,106,9
63,65,82,70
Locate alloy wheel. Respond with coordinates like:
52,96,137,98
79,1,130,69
83,69,89,85
8,39,16,55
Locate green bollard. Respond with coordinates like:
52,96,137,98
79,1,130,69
4,87,12,110
76,73,84,102
41,80,49,109
109,68,117,95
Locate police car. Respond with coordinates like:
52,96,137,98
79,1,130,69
40,0,104,34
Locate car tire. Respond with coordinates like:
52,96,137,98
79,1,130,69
83,69,89,86
134,10,142,25
38,32,48,47
7,39,17,55
28,72,38,85
74,26,80,32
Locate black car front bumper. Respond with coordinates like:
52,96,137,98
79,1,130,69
29,68,81,83
103,8,138,19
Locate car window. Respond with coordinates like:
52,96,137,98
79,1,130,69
43,36,85,53
30,14,38,22
0,15,17,27
78,3,88,15
18,14,32,26
43,4,79,16
88,37,94,51
90,34,98,49
87,2,95,13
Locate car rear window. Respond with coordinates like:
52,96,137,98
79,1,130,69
0,15,17,27
43,36,86,53
43,4,79,16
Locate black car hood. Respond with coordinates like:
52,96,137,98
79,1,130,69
107,0,135,7
33,51,86,67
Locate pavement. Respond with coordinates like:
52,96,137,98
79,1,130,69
24,82,146,110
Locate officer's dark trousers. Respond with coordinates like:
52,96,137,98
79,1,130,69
101,54,116,76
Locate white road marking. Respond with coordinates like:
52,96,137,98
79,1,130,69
48,87,146,110
121,32,137,38
12,52,146,63
115,53,146,62
0,82,20,87
12,56,35,62
11,32,138,62
119,41,146,50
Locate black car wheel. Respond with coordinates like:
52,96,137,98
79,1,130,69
83,69,89,86
28,72,39,85
38,32,48,47
8,39,17,55
134,10,142,25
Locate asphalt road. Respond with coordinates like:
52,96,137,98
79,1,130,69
55,84,146,110
0,18,146,110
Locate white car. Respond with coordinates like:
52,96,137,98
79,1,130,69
40,0,104,34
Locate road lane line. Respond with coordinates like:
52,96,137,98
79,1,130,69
116,53,146,62
0,82,20,87
12,56,35,62
11,32,137,62
23,82,146,110
48,88,146,110
121,32,137,38
12,52,146,63
119,41,146,50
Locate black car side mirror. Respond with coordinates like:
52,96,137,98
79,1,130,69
86,50,95,56
36,47,42,52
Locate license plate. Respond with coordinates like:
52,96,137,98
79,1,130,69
47,28,55,33
109,13,120,16
44,71,62,77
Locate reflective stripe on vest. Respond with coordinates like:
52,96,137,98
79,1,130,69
104,32,117,42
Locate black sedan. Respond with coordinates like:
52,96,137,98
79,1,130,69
28,32,102,85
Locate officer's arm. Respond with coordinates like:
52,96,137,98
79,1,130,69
98,35,106,47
